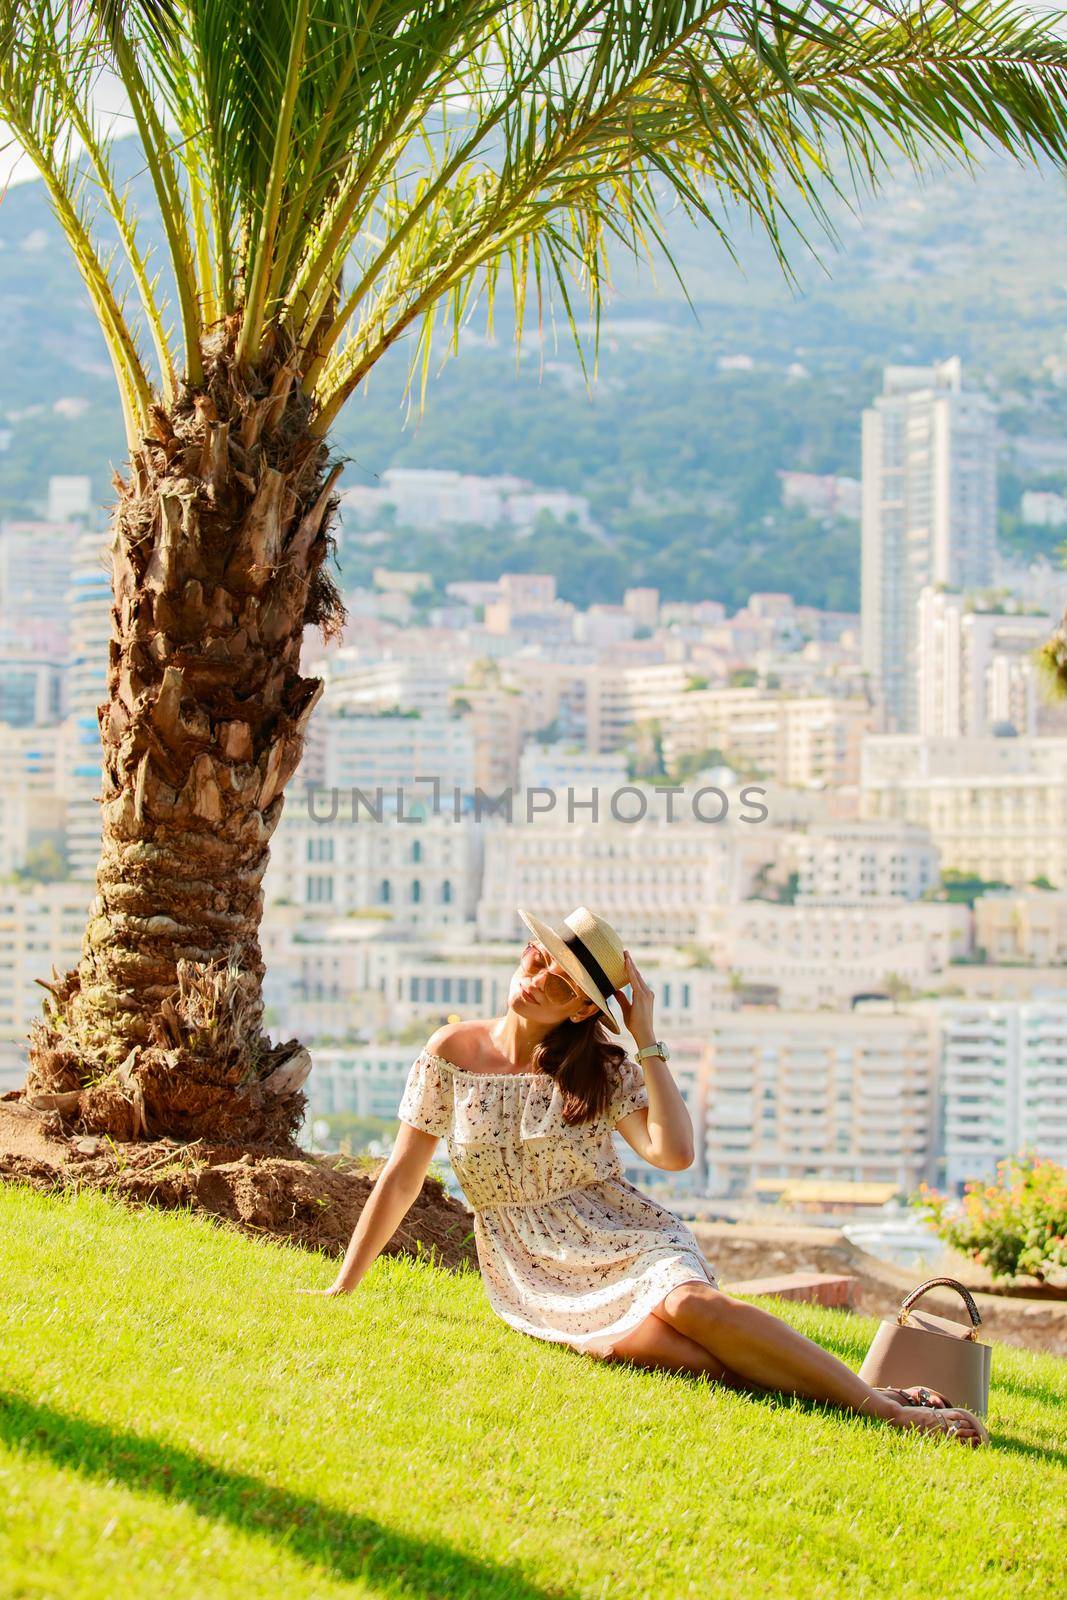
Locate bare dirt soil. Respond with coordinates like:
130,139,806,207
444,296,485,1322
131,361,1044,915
0,1093,477,1272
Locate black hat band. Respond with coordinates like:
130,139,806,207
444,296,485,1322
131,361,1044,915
560,927,614,1004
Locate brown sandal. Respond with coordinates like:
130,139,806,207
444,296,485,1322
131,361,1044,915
875,1384,951,1410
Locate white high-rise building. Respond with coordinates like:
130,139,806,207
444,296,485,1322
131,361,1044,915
64,530,113,881
0,520,81,623
916,587,1055,736
861,359,997,731
937,997,1067,1187
46,475,93,523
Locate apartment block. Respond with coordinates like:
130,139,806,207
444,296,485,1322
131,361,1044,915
477,817,741,945
973,889,1067,965
792,820,940,902
305,706,477,803
723,900,971,1009
264,800,483,924
661,687,873,788
916,588,1057,737
936,998,1067,1186
861,734,1067,886
306,1043,420,1122
702,1004,939,1196
0,882,91,1040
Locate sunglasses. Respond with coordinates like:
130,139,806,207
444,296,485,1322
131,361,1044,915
518,940,584,1007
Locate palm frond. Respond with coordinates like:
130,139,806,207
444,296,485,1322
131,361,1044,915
309,0,1067,428
6,1,1067,441
0,2,157,439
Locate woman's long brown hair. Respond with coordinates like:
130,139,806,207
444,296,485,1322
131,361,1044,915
531,1012,629,1125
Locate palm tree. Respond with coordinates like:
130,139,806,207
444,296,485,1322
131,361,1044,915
4,0,1067,1144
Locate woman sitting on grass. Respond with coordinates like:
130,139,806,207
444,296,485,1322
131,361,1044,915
302,905,988,1447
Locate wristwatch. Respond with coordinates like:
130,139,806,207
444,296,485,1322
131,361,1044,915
635,1040,670,1063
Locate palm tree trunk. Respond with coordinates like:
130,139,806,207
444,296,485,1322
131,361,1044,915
25,317,345,1144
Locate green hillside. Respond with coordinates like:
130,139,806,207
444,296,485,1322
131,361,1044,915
2,141,1067,607
2,1185,1065,1599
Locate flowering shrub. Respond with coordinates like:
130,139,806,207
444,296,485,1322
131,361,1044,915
911,1154,1067,1284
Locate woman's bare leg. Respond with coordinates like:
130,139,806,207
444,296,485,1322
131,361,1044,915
655,1282,987,1443
595,1304,749,1384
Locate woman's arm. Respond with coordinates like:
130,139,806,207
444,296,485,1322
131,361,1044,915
613,950,694,1171
617,1053,694,1172
298,1124,440,1296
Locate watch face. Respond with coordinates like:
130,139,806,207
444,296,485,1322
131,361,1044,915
658,1041,670,1061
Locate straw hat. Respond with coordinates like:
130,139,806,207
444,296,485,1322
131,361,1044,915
517,905,628,1034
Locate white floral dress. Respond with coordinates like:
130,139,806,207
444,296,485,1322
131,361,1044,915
397,1047,719,1357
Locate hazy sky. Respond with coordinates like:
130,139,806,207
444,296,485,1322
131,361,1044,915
1,67,127,190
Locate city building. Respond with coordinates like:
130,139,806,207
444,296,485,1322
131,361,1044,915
792,820,940,902
916,587,1057,737
702,1002,940,1196
306,706,477,811
722,899,971,1009
517,741,629,799
306,1043,421,1122
861,733,1067,887
476,816,742,946
63,529,112,881
0,653,64,725
0,882,91,1041
661,686,874,788
778,470,862,521
0,519,81,623
264,801,483,923
973,888,1067,965
0,723,63,791
861,359,997,731
46,474,92,523
935,996,1067,1186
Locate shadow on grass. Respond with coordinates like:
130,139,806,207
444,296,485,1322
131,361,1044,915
0,1391,576,1599
987,1374,1067,1407
603,1353,1067,1460
987,1431,1067,1469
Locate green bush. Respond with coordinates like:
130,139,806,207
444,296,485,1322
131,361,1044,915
912,1153,1067,1284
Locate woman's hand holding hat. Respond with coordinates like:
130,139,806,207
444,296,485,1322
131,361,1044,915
614,950,655,1045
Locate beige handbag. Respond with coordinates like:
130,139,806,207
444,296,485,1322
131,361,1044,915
858,1276,993,1417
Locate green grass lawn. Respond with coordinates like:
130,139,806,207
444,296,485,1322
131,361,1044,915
1,1185,1065,1600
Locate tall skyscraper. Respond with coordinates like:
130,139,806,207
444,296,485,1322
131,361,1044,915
861,358,997,731
63,529,113,881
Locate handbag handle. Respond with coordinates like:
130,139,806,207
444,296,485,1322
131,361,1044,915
898,1276,982,1332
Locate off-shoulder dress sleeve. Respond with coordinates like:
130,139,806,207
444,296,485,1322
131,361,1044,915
397,1049,453,1138
610,1056,650,1124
